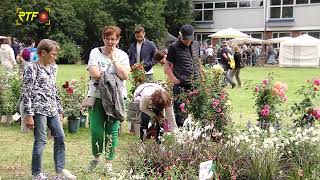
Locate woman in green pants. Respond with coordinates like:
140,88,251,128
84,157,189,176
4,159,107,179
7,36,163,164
84,25,130,173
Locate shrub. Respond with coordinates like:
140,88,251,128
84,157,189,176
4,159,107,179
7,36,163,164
128,63,146,101
180,65,231,134
253,74,288,129
0,67,22,115
57,41,82,64
290,78,320,127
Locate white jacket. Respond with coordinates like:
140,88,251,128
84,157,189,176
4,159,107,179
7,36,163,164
0,44,16,70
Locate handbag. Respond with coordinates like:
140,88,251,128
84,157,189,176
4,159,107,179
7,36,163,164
127,101,142,123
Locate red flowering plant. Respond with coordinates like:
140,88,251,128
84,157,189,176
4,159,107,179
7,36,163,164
59,77,87,118
290,78,320,127
253,74,288,129
128,63,146,100
179,65,231,135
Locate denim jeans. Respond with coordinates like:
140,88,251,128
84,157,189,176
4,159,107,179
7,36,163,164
32,113,65,175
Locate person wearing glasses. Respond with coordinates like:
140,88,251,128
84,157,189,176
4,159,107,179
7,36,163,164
84,26,130,173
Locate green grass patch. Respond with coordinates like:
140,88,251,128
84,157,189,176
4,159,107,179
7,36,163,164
0,65,319,178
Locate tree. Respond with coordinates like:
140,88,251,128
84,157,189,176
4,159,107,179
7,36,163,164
105,0,167,50
164,0,195,38
73,0,115,62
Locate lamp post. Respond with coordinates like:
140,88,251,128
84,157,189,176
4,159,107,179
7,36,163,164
263,0,268,64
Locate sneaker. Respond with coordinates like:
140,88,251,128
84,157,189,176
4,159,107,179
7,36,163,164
60,169,76,180
104,162,113,173
33,172,48,180
84,159,99,173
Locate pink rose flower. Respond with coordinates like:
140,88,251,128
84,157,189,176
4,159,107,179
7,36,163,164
179,103,186,113
216,108,222,113
313,78,320,86
254,86,260,93
312,108,320,120
220,94,225,100
262,79,269,85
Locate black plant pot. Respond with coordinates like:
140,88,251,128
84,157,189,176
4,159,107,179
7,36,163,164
68,116,80,133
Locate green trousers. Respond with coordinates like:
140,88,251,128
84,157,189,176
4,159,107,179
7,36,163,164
89,98,120,160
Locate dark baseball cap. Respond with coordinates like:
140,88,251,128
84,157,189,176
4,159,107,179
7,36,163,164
180,24,194,40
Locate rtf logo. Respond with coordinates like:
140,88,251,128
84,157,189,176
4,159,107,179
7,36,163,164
16,7,51,26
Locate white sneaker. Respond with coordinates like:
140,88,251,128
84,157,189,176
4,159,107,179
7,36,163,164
105,162,113,173
33,172,48,180
60,169,77,180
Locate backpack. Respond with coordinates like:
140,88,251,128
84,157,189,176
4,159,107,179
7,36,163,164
21,48,38,62
227,53,235,69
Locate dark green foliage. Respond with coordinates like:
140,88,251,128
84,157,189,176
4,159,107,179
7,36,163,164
0,0,195,63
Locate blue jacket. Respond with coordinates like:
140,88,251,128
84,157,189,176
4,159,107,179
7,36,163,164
128,39,157,72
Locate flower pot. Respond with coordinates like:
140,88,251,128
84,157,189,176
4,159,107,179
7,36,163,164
79,115,87,128
68,116,80,133
5,115,13,127
1,115,6,124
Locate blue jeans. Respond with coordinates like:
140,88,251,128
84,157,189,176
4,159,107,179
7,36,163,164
32,114,65,175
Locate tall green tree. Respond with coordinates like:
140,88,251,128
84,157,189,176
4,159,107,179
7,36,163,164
164,0,195,37
72,0,115,62
105,0,167,50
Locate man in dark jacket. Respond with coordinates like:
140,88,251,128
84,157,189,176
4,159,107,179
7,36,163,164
166,24,201,127
129,26,157,80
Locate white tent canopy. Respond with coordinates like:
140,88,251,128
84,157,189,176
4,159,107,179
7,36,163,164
230,37,264,44
264,37,293,44
279,34,320,67
208,28,250,38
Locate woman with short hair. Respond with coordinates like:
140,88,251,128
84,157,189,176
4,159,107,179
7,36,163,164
23,39,76,179
84,25,130,173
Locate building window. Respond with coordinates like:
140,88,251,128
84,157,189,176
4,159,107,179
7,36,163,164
195,33,211,44
272,32,291,48
227,2,238,8
251,0,264,7
239,1,251,7
311,0,320,3
270,0,293,19
193,3,214,22
302,31,320,39
296,0,308,4
249,33,263,39
215,2,225,8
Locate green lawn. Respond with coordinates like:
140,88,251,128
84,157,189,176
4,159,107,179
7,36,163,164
0,65,319,179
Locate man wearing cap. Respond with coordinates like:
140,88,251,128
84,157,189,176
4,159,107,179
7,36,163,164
166,24,201,127
129,25,157,81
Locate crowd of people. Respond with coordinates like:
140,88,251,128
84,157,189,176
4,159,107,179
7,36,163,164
0,23,280,179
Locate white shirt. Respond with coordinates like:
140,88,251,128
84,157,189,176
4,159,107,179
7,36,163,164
136,41,143,63
136,40,153,75
87,47,130,98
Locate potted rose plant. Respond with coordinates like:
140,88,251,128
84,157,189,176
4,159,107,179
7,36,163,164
59,78,87,133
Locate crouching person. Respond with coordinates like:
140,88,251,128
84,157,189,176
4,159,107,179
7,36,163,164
23,39,76,179
134,83,178,143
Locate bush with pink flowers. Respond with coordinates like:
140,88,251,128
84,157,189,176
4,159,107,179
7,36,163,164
253,74,288,128
179,65,231,133
290,78,320,127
